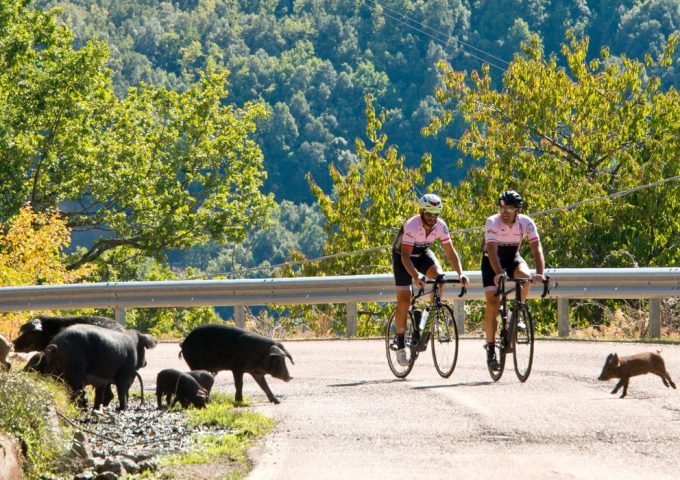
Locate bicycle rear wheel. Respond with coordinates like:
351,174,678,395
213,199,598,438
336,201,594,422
513,304,534,382
430,304,459,378
488,311,506,382
386,308,416,378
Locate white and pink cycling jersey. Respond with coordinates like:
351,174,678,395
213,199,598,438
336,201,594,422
393,215,452,256
484,213,539,253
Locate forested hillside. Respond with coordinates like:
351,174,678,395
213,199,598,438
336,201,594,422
34,0,680,203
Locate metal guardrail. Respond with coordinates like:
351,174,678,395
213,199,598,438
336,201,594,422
0,267,678,337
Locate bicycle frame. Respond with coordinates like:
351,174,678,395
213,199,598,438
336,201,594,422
490,273,551,382
496,274,551,323
385,273,465,379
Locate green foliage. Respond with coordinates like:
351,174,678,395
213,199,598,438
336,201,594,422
430,32,680,271
0,0,275,271
0,372,75,478
304,94,435,277
427,31,680,333
177,200,326,279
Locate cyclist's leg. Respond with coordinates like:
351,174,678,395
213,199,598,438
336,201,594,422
392,251,415,365
481,255,500,344
422,249,441,302
481,255,501,369
511,255,532,301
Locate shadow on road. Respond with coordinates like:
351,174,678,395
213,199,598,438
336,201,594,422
411,381,494,389
328,379,406,387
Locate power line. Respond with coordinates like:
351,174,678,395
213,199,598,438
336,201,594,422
359,0,509,73
186,174,680,279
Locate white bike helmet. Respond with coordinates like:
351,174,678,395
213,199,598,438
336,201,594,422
417,193,443,214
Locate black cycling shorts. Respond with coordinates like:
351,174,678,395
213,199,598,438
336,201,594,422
481,250,526,289
392,249,438,287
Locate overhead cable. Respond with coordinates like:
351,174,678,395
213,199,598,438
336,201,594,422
359,0,508,73
186,174,680,279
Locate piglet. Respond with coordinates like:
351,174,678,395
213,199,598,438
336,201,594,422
156,368,210,409
598,352,676,398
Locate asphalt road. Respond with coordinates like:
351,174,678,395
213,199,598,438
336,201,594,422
142,338,680,480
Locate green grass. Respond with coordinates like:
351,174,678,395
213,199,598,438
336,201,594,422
158,392,274,477
0,371,77,478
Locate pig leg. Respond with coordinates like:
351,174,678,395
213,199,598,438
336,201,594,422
619,378,629,398
232,370,244,403
660,372,676,389
251,373,280,404
611,378,625,395
115,379,129,411
94,386,107,410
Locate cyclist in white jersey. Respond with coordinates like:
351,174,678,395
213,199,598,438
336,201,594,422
392,193,469,366
482,190,545,370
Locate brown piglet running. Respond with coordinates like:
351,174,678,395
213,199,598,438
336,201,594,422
598,352,676,398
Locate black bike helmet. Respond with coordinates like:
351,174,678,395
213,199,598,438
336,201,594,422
497,190,523,208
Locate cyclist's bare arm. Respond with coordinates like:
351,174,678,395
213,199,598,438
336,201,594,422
400,244,425,289
529,239,545,284
442,242,469,286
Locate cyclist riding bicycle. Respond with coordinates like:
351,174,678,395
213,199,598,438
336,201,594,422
392,193,469,366
482,190,545,370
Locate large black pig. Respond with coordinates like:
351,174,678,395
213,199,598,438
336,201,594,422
13,315,124,353
12,315,145,405
44,324,156,410
179,325,293,404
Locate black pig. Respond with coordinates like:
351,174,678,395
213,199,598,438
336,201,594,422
156,369,209,409
180,325,293,404
598,352,676,398
12,315,147,405
44,324,156,410
13,315,124,353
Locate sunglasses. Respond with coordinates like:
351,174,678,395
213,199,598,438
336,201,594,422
499,206,518,213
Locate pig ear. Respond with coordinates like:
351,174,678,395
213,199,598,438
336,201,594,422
141,333,157,349
21,319,42,333
277,343,295,365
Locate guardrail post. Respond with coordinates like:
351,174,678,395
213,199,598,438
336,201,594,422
557,298,569,337
649,299,661,338
453,300,465,334
115,307,125,326
234,306,245,328
346,302,357,337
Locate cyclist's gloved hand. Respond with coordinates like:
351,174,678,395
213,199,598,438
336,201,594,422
415,273,427,289
459,274,469,287
532,273,544,284
493,272,505,287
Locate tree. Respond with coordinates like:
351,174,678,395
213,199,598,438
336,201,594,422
305,95,446,276
0,0,275,269
426,31,680,270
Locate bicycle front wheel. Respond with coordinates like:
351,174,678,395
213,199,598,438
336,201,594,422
386,308,416,378
512,304,534,382
430,304,459,378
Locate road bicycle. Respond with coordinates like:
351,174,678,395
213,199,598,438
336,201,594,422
386,274,466,378
488,273,551,382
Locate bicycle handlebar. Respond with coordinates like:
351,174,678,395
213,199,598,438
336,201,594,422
415,274,467,299
495,273,551,298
